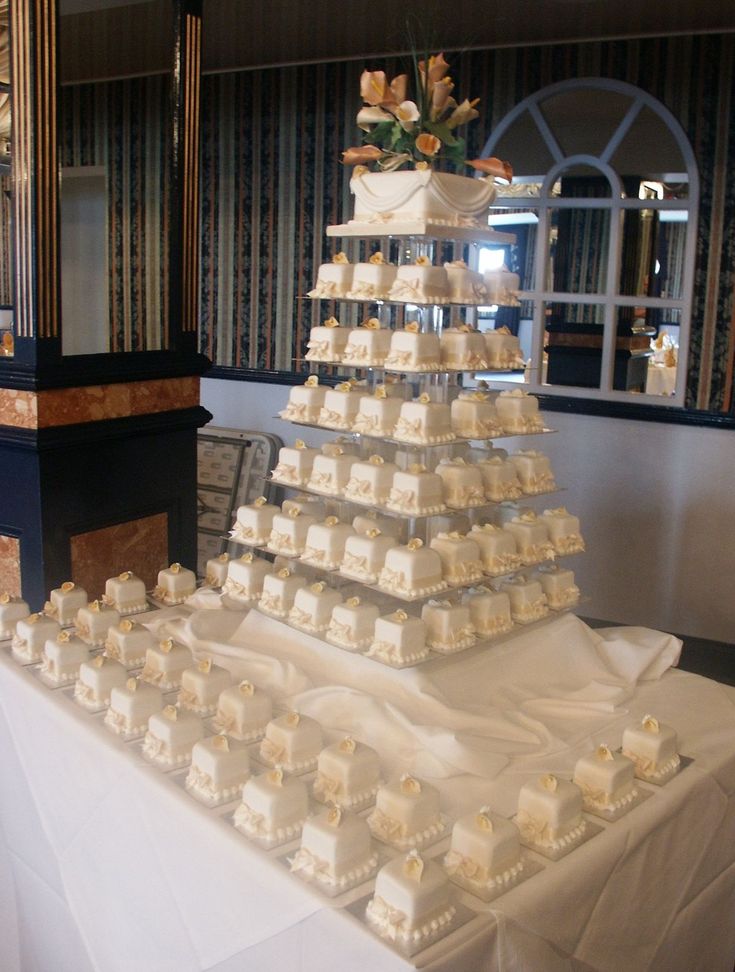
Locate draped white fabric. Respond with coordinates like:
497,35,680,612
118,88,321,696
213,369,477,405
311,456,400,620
1,606,734,972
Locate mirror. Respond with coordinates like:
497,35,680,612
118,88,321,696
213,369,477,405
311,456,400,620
58,0,174,355
482,79,698,404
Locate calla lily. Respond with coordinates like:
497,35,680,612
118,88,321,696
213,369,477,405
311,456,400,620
360,69,395,107
446,97,480,129
395,100,420,132
415,132,441,157
378,151,412,171
389,74,408,105
419,52,450,82
356,105,393,131
466,156,514,184
431,79,455,119
342,145,384,165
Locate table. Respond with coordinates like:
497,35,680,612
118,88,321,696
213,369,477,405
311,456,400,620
1,607,734,972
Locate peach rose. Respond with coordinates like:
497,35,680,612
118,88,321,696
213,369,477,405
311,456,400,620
415,132,441,157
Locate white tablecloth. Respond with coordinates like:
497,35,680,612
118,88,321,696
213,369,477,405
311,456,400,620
1,607,734,972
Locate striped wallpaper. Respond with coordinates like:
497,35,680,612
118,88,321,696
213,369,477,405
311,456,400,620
0,34,732,411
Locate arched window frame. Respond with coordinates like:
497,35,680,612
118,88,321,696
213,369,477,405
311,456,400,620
481,77,699,406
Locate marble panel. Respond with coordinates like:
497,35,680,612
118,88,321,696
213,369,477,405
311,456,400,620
70,513,169,598
0,535,21,595
0,377,200,429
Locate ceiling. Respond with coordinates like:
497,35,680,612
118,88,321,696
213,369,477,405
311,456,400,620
58,0,735,83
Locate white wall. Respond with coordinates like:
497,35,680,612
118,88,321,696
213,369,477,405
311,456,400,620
201,377,735,643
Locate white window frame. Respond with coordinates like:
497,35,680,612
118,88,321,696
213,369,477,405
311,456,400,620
480,77,699,407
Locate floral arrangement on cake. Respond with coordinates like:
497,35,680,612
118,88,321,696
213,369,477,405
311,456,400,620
343,51,510,180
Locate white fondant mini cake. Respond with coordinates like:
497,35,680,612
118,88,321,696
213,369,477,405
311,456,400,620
313,736,381,809
369,775,445,850
483,326,523,368
305,317,350,362
443,262,489,305
308,251,353,299
279,376,328,425
344,455,398,506
350,167,497,228
536,564,580,610
291,806,378,892
205,553,230,587
385,325,442,372
473,456,523,501
393,395,454,444
484,266,520,305
104,677,163,738
142,704,204,768
367,610,429,667
573,744,638,813
75,599,121,647
621,714,680,783
258,569,306,619
509,451,556,495
502,575,549,623
366,850,456,951
347,250,397,300
306,448,355,497
495,389,545,433
340,317,392,367
73,655,128,710
513,774,586,853
378,539,446,598
318,382,362,431
40,631,90,687
140,637,193,691
0,593,30,640
289,582,343,633
301,518,356,571
231,497,280,545
177,658,233,716
267,509,318,557
341,529,398,585
271,440,320,487
540,507,585,556
153,564,196,606
462,588,513,637
281,494,327,519
213,680,273,742
352,388,403,438
435,458,486,509
186,733,251,805
430,532,484,585
440,324,487,369
388,261,449,305
505,512,555,565
387,464,446,516
444,807,524,896
326,597,379,652
103,571,147,614
421,600,475,653
450,391,502,439
234,767,309,846
45,581,87,625
11,613,61,664
259,711,323,773
223,553,271,603
104,619,156,669
470,523,523,576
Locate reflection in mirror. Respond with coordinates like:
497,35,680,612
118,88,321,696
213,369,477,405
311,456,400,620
549,207,611,296
58,1,173,355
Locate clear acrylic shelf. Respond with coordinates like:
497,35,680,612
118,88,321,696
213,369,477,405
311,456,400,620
325,222,516,244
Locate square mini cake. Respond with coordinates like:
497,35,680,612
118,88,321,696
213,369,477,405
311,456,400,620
45,581,88,625
75,600,121,647
104,619,156,669
368,775,445,850
153,564,197,606
213,680,273,742
40,631,91,687
74,655,129,711
234,767,310,847
140,637,193,691
186,734,251,805
312,736,382,810
142,704,204,769
0,593,30,640
259,711,323,774
177,658,233,716
367,610,429,667
103,571,148,614
104,677,163,739
12,613,61,664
